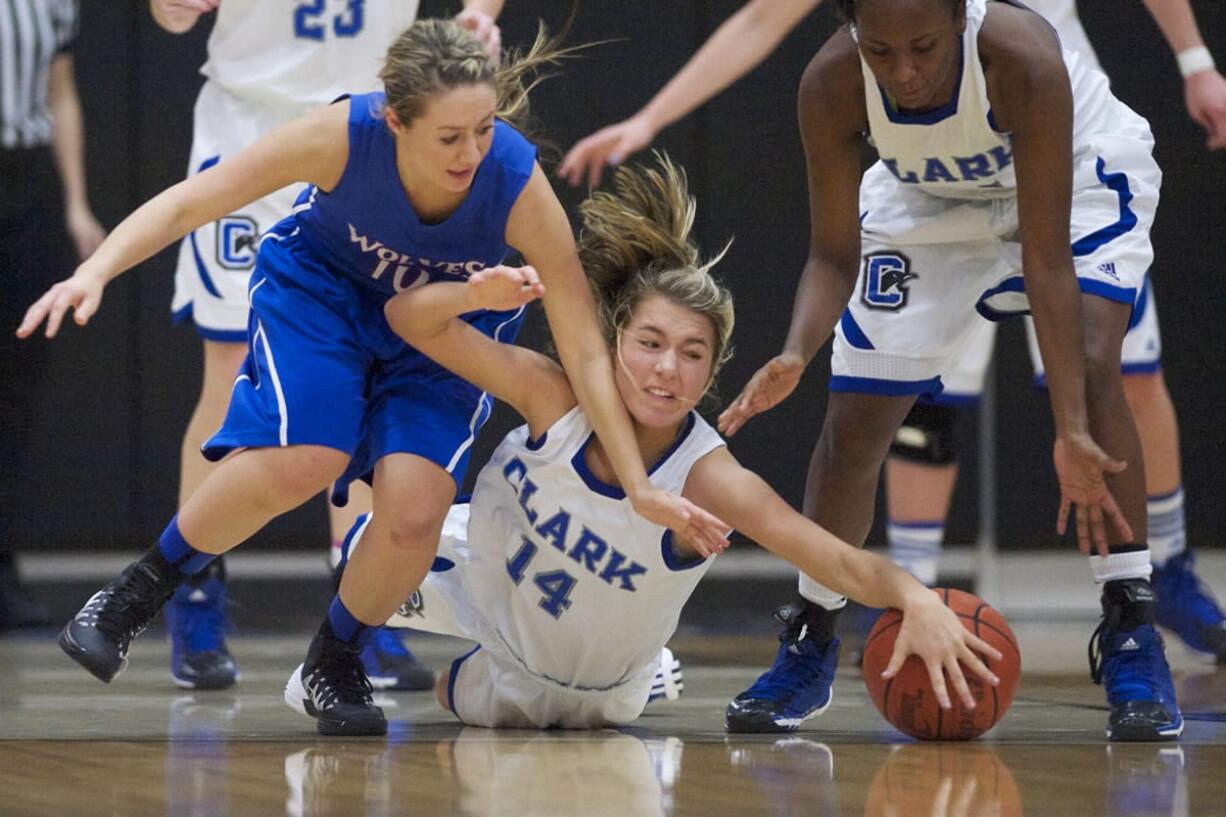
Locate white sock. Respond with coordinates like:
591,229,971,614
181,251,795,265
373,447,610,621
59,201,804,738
799,573,847,610
1089,548,1153,585
887,520,942,586
1147,487,1186,567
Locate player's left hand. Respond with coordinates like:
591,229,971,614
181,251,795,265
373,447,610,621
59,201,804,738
885,591,1001,710
1053,433,1132,556
630,487,730,558
455,9,501,63
65,202,107,261
1184,69,1226,151
465,265,545,311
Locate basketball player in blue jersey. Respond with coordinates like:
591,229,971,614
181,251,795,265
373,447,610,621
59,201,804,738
150,0,503,693
18,19,729,738
331,155,1001,729
715,0,1183,741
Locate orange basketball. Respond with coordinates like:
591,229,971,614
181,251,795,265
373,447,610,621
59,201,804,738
861,588,1021,740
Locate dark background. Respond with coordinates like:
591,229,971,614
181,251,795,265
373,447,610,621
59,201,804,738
5,0,1223,554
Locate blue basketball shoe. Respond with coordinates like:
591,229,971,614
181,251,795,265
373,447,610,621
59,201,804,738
1089,579,1183,742
1150,551,1226,661
164,559,239,690
726,603,840,733
360,628,435,691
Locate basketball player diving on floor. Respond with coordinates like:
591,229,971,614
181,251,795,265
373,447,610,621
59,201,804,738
336,155,1001,730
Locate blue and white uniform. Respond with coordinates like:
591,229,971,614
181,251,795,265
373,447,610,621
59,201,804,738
202,92,537,491
171,0,421,339
933,0,1163,400
359,406,725,729
833,0,1160,399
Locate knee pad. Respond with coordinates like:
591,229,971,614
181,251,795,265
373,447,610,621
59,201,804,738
890,402,958,465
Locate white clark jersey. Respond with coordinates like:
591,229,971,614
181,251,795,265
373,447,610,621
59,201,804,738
1023,0,1103,73
857,0,1139,200
201,0,421,110
463,406,725,692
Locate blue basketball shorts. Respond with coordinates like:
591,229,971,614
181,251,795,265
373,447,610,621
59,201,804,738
201,232,525,493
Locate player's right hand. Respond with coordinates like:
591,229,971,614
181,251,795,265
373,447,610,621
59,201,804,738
558,116,656,188
465,265,545,312
1053,433,1132,557
15,272,106,339
717,353,805,437
1184,69,1226,151
886,591,1001,711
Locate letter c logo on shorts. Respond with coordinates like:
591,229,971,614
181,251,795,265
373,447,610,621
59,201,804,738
861,252,917,311
217,215,259,271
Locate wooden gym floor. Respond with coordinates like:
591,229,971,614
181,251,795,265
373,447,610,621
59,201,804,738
1,621,1224,817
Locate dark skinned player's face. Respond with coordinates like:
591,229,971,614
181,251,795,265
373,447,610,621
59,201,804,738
855,0,967,112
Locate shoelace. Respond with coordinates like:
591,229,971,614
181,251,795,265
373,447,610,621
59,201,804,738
1089,614,1165,703
85,565,167,647
308,649,375,709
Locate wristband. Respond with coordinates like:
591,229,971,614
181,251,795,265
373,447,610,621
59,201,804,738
1176,46,1215,79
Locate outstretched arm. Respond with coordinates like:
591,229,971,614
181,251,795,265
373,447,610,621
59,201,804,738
559,0,823,187
718,33,864,436
686,448,1002,710
47,53,106,261
506,166,730,555
984,8,1131,553
1140,0,1226,149
17,101,350,339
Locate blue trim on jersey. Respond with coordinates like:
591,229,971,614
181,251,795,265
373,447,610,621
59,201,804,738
188,155,224,298
1129,275,1151,331
830,375,944,396
1121,360,1162,375
1071,157,1137,257
660,531,707,572
570,413,698,500
840,309,875,350
447,645,482,718
879,39,964,125
171,303,248,342
1078,277,1137,305
525,431,548,451
888,520,946,530
986,108,1007,133
919,390,979,407
975,275,1137,322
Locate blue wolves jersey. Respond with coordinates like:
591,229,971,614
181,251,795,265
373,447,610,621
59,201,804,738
284,91,537,299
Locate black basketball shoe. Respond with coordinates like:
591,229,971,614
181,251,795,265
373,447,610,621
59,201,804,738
58,553,180,683
285,626,387,737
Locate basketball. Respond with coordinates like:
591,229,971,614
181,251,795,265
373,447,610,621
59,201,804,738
861,589,1021,740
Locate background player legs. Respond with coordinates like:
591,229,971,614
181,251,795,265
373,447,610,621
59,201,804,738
1126,370,1226,658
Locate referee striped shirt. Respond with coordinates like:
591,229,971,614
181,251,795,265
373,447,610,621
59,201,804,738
0,0,78,149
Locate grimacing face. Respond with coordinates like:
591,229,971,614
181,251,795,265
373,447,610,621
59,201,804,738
388,82,498,196
614,294,718,431
855,0,967,112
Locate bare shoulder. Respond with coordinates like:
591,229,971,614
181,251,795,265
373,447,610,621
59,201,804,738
978,3,1069,130
978,2,1064,77
799,26,866,127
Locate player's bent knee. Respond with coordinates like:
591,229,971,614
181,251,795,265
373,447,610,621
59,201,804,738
254,445,349,503
889,402,958,465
